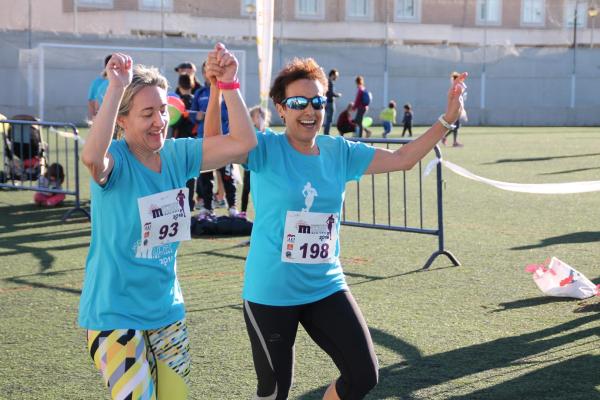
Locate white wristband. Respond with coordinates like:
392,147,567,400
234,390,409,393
438,114,456,131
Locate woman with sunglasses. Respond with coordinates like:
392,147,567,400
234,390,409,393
221,57,466,400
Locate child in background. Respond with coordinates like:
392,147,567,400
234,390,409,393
402,103,413,137
240,105,270,219
34,163,65,206
379,100,397,138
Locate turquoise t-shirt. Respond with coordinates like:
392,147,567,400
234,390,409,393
78,138,202,330
87,77,109,106
243,130,376,306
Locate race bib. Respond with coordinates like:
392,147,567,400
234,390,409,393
281,211,338,264
138,188,191,249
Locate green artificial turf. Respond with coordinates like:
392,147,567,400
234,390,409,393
0,126,598,399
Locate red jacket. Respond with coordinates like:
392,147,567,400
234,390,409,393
353,86,367,110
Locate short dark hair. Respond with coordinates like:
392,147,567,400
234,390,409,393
388,100,396,108
355,75,364,85
269,58,328,106
104,55,112,67
178,74,192,90
328,69,338,78
404,103,412,110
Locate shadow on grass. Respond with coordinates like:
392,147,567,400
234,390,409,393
491,296,575,312
345,265,457,287
540,166,600,176
299,313,600,399
483,152,600,165
511,231,600,250
0,203,90,273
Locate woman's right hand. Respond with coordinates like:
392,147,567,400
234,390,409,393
105,53,133,89
206,43,238,83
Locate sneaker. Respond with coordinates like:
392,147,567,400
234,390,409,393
196,207,215,221
228,207,239,217
452,142,464,147
213,198,226,209
237,211,247,219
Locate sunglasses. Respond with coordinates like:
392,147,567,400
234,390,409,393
281,96,327,110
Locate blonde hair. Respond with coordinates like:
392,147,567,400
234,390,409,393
248,105,271,126
115,65,169,138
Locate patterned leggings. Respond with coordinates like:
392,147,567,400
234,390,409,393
87,319,191,400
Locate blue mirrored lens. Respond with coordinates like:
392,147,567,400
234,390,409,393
311,96,327,109
285,97,309,109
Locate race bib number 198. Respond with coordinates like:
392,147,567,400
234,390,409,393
281,211,338,264
138,188,191,249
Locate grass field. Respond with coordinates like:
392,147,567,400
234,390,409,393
1,126,599,399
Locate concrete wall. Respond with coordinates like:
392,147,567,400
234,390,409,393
1,30,599,126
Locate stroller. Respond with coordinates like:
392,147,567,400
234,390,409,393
1,115,47,183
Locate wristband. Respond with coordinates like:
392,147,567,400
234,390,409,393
217,79,240,90
438,114,456,131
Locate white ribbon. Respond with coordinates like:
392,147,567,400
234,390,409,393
424,158,600,194
50,127,86,144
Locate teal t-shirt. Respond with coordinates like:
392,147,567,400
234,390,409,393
78,138,202,330
243,130,376,306
87,77,109,106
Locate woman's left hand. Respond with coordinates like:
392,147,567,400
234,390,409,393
444,72,468,123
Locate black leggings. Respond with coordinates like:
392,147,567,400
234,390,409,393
197,165,237,211
241,169,251,213
243,290,378,400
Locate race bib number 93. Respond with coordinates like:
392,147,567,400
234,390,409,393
138,188,191,249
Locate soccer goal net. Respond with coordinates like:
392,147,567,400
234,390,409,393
20,43,246,124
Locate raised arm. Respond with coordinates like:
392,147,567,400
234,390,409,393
81,53,133,185
202,58,223,138
364,72,467,175
201,43,256,170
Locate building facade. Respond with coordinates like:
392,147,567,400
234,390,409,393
0,0,599,125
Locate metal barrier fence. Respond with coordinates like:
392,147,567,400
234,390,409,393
0,118,90,221
343,137,459,270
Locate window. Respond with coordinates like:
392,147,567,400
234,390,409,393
241,0,256,16
521,0,544,26
476,0,502,25
139,0,173,12
565,0,588,28
76,0,113,8
395,0,420,22
296,0,325,20
347,0,373,20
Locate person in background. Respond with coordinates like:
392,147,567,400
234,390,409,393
379,100,397,138
34,162,66,207
240,105,270,219
401,103,413,137
336,102,357,136
323,69,341,135
192,62,238,218
352,75,371,138
87,55,111,123
174,61,202,96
